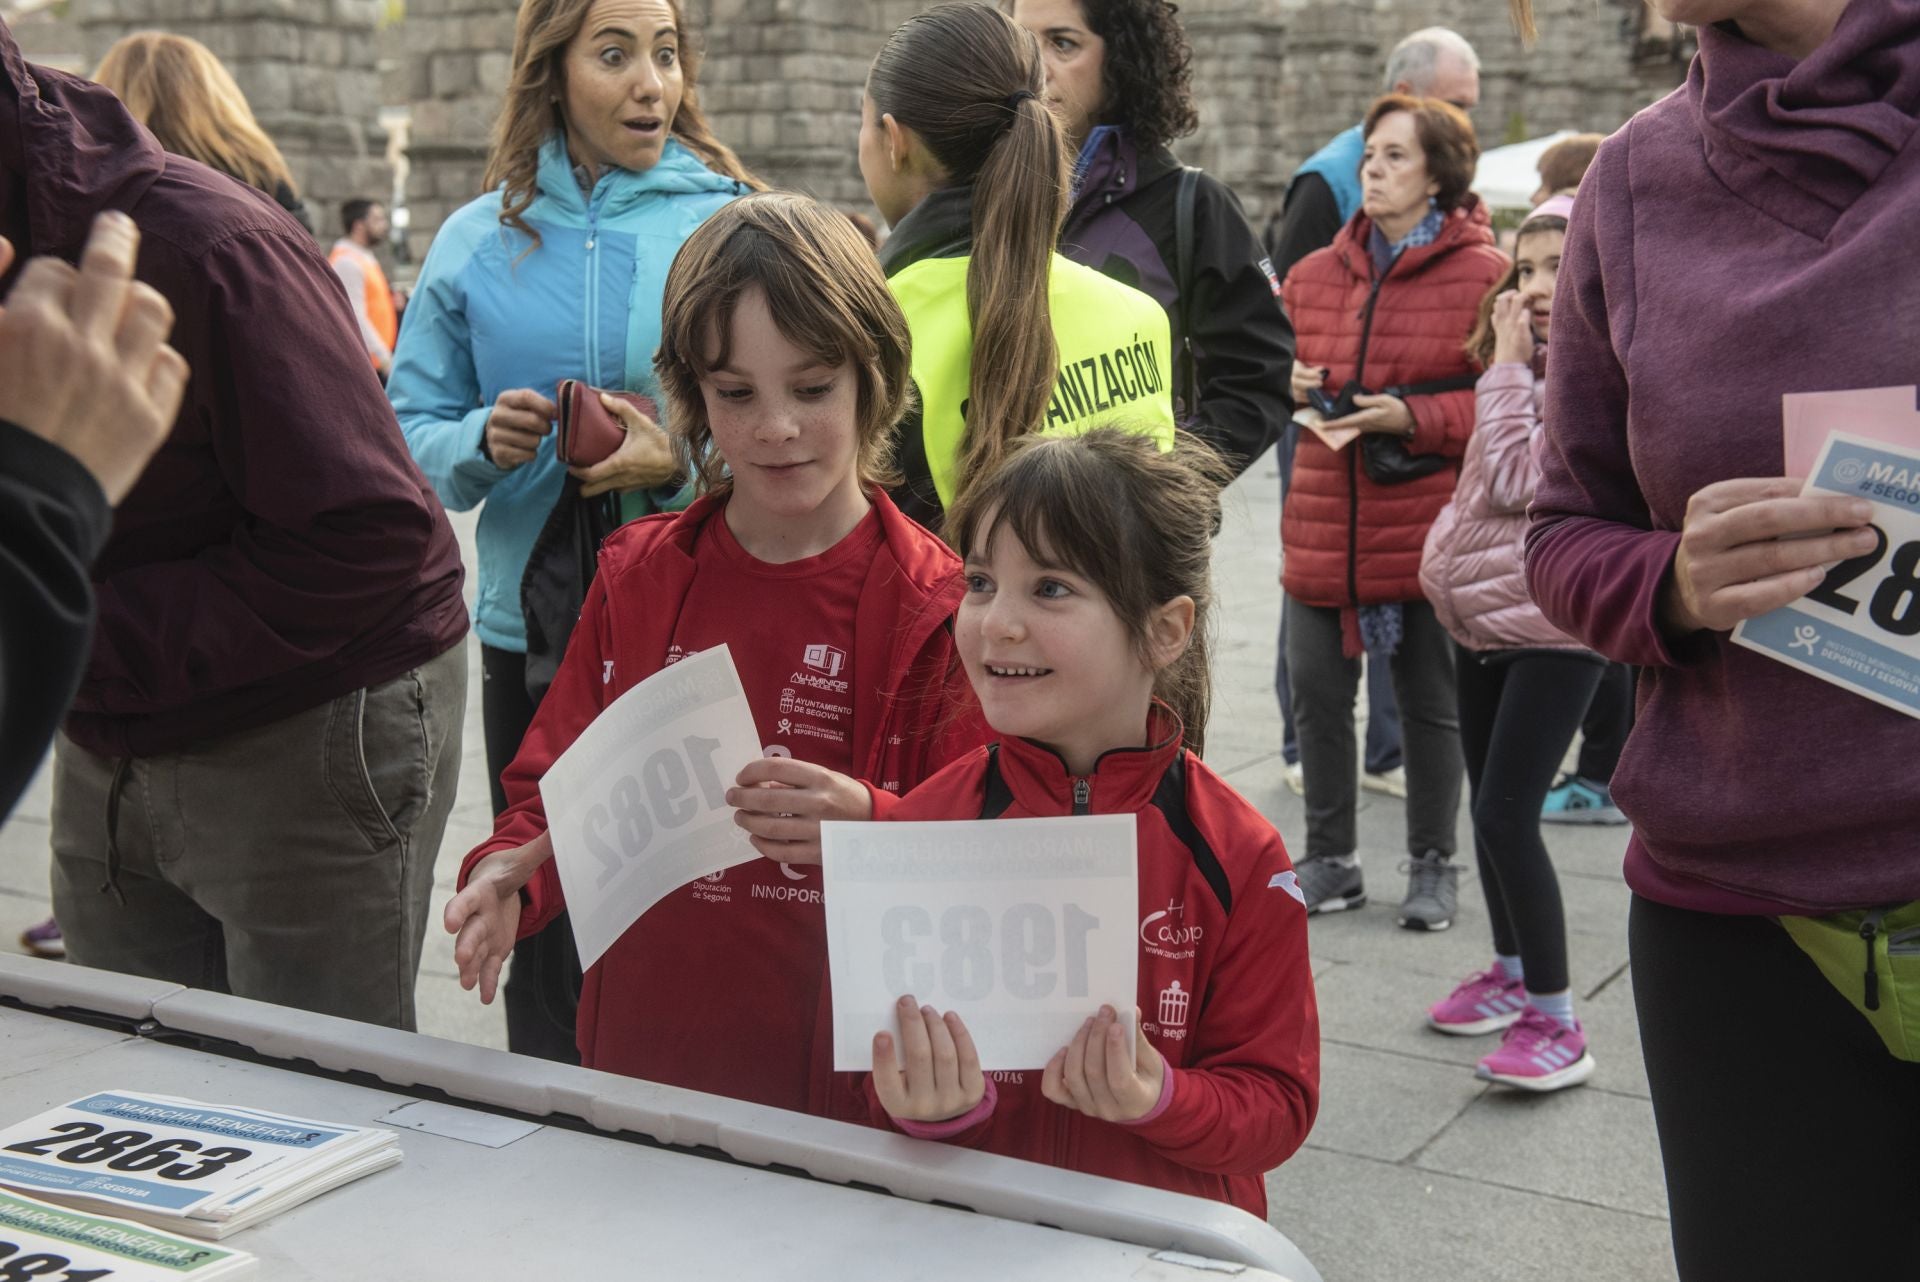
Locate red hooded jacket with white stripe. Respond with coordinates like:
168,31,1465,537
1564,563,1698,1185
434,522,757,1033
833,710,1320,1220
459,490,984,1096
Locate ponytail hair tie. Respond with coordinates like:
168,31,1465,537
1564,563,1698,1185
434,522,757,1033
1003,88,1037,111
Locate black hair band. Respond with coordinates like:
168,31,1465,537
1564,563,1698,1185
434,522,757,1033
1003,89,1037,110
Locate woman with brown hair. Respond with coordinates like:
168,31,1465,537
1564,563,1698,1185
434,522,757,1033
859,1,1176,531
93,32,314,234
390,0,756,1063
1280,94,1506,929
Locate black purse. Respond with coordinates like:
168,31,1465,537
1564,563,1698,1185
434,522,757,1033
1357,374,1478,486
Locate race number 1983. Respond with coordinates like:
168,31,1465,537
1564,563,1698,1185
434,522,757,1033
822,815,1139,1072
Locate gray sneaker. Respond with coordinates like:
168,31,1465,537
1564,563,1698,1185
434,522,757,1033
1294,856,1366,915
1398,850,1457,931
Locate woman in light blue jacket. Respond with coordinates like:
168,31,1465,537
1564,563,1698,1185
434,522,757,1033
389,0,755,1062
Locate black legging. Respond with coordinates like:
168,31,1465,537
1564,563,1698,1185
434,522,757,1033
1454,646,1602,994
480,643,582,1066
1576,660,1635,783
1631,895,1920,1279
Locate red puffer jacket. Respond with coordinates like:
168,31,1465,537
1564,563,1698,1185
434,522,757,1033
1282,200,1508,607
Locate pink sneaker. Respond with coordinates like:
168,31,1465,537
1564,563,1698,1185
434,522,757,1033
1427,967,1526,1036
1475,1007,1595,1092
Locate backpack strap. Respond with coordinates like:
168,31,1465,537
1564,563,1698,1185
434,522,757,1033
1173,165,1201,421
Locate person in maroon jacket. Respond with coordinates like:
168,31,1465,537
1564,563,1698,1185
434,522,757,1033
446,194,985,1109
1281,94,1507,930
1520,0,1920,1272
850,430,1319,1220
0,21,470,1031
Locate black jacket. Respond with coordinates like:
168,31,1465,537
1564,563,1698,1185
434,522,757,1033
0,421,109,819
1060,128,1295,476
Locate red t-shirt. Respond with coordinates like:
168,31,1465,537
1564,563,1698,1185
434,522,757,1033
608,507,881,1111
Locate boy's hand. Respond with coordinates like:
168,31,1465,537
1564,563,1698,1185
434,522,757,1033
871,995,986,1124
1042,1005,1165,1123
443,831,552,1004
727,757,872,866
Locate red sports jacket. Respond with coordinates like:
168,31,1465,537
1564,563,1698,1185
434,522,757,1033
1281,199,1508,606
459,490,983,1093
838,710,1320,1219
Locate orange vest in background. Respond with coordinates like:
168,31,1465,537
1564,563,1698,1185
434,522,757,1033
328,239,397,365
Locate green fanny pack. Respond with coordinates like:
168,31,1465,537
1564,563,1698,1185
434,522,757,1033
1779,901,1920,1062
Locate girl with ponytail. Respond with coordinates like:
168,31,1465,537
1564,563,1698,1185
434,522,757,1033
858,1,1177,530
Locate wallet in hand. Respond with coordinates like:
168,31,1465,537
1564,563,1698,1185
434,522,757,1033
555,380,659,467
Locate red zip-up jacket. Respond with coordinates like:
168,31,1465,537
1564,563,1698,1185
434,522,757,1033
838,710,1319,1219
460,490,984,1098
1281,199,1507,607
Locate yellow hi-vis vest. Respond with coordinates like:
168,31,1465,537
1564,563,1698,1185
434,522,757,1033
889,252,1176,509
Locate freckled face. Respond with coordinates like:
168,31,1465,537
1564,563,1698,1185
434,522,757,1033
560,0,684,175
700,287,864,527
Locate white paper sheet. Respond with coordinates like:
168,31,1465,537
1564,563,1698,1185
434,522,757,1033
540,645,765,968
822,815,1139,1072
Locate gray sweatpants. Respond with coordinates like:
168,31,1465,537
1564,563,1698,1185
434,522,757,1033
49,641,466,1030
1284,595,1462,862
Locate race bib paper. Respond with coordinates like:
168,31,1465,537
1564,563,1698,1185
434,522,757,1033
541,645,764,969
0,1191,253,1278
822,815,1139,1072
0,1094,373,1220
1733,431,1920,719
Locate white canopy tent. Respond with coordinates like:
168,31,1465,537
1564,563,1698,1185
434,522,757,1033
1472,130,1579,212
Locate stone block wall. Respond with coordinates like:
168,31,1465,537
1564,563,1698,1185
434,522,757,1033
385,0,1690,254
69,0,391,243
390,0,518,261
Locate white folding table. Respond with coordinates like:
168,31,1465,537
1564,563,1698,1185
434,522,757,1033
0,955,1320,1280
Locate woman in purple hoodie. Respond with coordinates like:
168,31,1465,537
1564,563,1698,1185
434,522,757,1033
1518,0,1920,1274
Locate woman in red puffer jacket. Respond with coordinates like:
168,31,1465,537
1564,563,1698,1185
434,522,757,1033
1279,93,1507,929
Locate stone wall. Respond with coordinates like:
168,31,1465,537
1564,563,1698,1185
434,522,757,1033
391,0,518,260
68,0,392,244
20,0,1688,258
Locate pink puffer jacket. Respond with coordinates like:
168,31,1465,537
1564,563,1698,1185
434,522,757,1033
1420,363,1587,652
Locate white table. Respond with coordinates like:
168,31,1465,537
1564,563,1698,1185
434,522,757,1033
0,955,1319,1281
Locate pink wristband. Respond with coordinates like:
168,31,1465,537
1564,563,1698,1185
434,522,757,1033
1118,1062,1177,1128
895,1076,999,1140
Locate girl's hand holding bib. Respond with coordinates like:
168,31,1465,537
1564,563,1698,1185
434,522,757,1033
1042,1005,1166,1124
872,996,987,1124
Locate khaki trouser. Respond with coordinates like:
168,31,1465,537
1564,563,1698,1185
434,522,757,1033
49,641,466,1030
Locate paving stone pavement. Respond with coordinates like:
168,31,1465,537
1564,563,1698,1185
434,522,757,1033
0,452,1677,1281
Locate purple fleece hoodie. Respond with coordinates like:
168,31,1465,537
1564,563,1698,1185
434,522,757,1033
0,25,468,757
1526,1,1920,914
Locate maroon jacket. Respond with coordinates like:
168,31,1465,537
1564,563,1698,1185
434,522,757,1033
1281,201,1507,607
0,27,467,757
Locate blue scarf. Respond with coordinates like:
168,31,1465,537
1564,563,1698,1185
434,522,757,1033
1369,200,1445,275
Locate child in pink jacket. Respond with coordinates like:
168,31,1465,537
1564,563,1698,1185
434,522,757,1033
1417,194,1602,1092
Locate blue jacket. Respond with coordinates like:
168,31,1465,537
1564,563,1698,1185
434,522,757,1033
390,135,743,651
1293,124,1365,226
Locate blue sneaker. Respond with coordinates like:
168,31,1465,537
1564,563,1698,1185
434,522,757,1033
1541,775,1626,826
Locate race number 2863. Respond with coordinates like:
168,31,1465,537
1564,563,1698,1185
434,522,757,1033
578,734,727,888
879,902,1099,1002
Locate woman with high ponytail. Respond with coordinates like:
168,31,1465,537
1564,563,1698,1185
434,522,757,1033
859,1,1176,530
